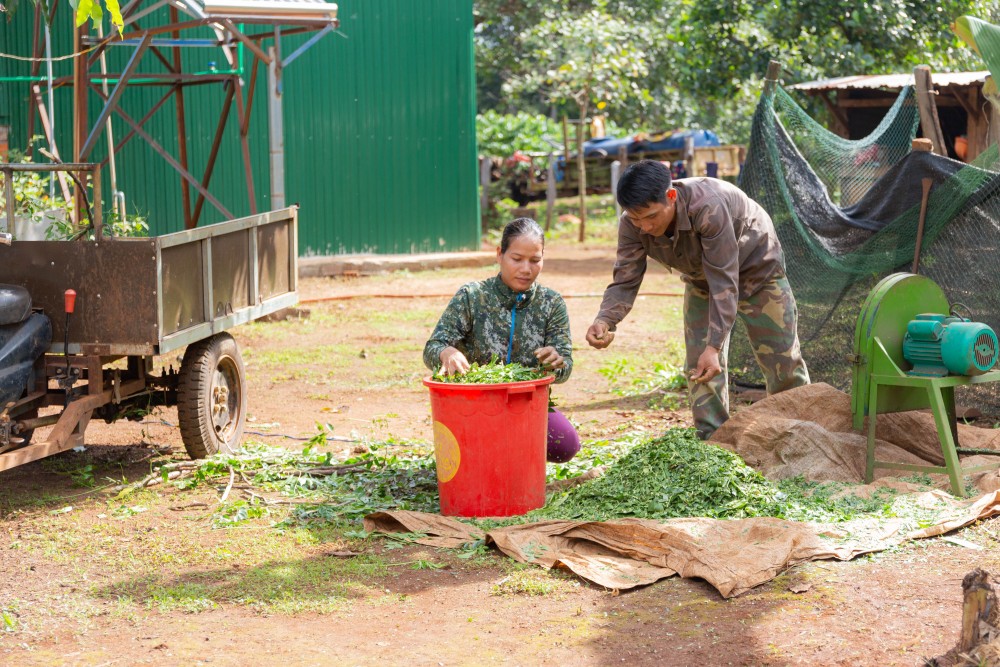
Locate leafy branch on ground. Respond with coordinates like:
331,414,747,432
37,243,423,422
120,431,440,529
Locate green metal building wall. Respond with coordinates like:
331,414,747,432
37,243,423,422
0,0,480,255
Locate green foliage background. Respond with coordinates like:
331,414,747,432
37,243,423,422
475,0,1000,147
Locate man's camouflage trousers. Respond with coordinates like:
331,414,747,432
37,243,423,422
684,275,810,439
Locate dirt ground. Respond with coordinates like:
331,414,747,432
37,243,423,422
0,237,995,666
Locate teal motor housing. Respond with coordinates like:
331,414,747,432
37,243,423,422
902,313,999,377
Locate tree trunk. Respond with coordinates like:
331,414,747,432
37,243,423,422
931,569,1000,666
577,102,587,242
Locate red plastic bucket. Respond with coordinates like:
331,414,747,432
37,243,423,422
423,375,555,517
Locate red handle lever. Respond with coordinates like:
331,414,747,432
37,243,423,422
64,289,77,314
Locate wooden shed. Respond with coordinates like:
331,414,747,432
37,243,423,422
789,71,998,163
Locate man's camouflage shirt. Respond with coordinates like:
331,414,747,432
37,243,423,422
597,177,785,349
423,275,573,383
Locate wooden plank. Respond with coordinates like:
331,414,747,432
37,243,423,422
914,65,947,156
817,92,849,137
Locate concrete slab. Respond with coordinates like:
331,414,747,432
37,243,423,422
299,251,495,277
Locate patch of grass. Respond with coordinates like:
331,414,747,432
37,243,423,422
597,353,688,409
1,603,19,633
148,583,218,614
256,595,350,615
97,551,391,616
491,569,576,597
245,344,353,373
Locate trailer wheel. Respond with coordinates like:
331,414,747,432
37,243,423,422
177,333,247,459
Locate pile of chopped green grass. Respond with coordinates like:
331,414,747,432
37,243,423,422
432,358,547,384
534,428,785,521
532,428,919,524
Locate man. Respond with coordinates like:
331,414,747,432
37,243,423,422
586,160,809,439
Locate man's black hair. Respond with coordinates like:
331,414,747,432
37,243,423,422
616,160,672,210
500,217,544,253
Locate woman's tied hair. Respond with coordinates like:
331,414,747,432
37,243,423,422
500,217,545,253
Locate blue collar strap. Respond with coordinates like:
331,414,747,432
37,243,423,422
507,292,527,364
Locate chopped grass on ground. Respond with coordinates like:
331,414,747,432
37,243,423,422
532,428,936,525
151,426,948,546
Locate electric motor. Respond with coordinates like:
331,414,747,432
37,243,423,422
902,313,999,377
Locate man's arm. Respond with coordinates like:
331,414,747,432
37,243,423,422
593,217,648,331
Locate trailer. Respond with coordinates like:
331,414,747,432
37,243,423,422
0,0,338,470
0,162,297,469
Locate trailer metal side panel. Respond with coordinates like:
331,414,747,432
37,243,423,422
157,207,298,354
161,242,206,336
0,208,297,356
0,239,159,355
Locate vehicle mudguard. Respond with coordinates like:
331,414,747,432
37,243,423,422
0,313,52,407
0,284,31,326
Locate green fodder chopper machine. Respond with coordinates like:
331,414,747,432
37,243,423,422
851,273,1000,496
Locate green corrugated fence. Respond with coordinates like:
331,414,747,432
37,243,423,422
0,0,479,255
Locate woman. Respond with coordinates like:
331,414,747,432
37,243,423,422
423,217,579,462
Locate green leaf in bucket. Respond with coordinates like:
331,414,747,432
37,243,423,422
432,357,548,384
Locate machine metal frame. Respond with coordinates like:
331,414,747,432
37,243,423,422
851,272,1000,496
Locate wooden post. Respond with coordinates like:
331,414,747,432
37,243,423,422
764,60,782,95
683,135,695,178
576,118,586,242
267,44,285,211
617,145,628,170
910,177,932,274
959,569,999,652
545,152,556,231
914,65,947,156
611,160,622,220
479,156,491,230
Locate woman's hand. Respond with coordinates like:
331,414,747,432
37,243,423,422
439,347,470,376
534,346,565,371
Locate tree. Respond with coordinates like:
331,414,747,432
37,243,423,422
476,0,998,143
505,3,653,238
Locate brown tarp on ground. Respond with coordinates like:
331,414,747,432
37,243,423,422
710,383,1000,492
365,490,1000,597
364,384,1000,597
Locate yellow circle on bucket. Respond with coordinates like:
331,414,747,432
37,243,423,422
433,421,461,483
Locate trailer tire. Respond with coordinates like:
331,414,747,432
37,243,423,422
177,333,247,459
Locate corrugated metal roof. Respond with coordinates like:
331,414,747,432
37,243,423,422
200,0,338,20
789,71,990,92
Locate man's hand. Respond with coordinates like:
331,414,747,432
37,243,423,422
586,319,615,349
534,346,565,371
439,347,470,376
689,345,722,384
